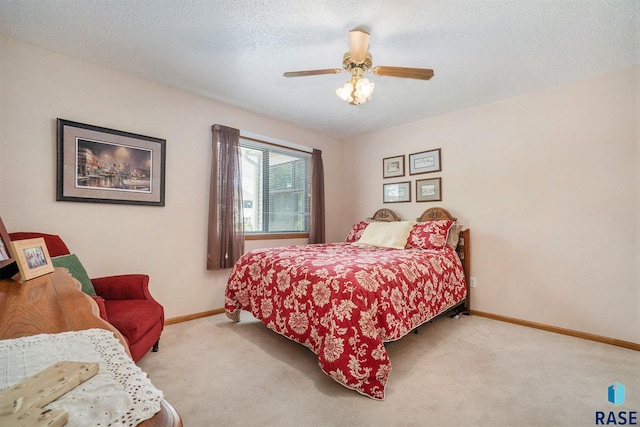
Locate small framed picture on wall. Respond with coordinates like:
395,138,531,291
416,177,442,202
409,148,441,175
383,155,405,178
383,181,411,203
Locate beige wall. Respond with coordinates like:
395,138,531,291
344,66,640,344
636,68,640,341
0,36,346,319
2,35,638,345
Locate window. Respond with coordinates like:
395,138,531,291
239,137,311,237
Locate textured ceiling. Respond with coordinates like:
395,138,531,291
1,1,638,139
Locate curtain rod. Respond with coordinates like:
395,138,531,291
239,134,313,155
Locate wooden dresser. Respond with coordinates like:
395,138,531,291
0,267,182,427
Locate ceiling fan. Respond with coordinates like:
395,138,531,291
283,29,434,105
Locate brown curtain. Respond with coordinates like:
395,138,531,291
309,149,325,244
207,124,244,270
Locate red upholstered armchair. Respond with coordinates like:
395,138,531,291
9,232,164,362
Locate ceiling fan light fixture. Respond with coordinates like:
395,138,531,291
336,67,374,105
336,76,374,105
285,28,433,105
336,81,355,103
355,78,374,100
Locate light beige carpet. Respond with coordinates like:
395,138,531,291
138,313,639,426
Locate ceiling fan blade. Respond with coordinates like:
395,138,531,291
373,66,434,80
283,68,342,78
348,30,370,63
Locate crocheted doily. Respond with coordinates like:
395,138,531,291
0,328,163,426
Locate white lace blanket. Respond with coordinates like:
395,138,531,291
0,329,163,426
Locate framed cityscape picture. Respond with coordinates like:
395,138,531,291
57,119,166,206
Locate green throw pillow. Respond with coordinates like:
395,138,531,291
51,254,97,297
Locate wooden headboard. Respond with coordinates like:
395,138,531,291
368,208,402,222
366,207,455,222
416,207,457,222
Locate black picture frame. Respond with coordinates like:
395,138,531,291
57,119,166,206
0,217,18,279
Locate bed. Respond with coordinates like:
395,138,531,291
225,207,470,400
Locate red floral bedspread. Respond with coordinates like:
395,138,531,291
225,243,467,400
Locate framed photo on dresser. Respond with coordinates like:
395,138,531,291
0,217,18,279
11,237,55,281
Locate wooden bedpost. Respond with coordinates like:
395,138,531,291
457,229,471,314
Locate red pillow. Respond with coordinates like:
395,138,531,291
344,221,370,243
405,220,454,250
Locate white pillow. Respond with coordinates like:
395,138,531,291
353,221,416,249
447,224,464,248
